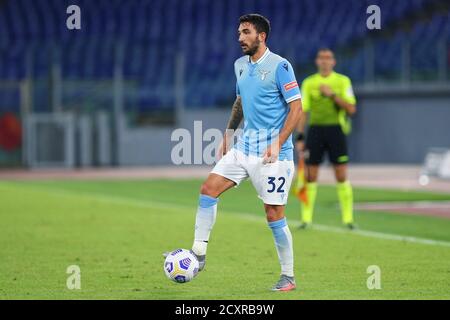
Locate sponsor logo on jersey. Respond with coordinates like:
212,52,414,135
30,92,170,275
284,81,298,91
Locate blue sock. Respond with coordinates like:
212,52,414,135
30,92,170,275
268,217,294,277
192,194,218,256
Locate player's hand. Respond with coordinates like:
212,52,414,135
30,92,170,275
262,142,280,164
319,84,335,97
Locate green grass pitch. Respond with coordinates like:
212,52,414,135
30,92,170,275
1,179,450,299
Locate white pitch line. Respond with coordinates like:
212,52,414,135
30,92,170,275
309,224,450,247
232,212,450,247
5,183,450,248
355,201,450,209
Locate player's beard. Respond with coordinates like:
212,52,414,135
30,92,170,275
242,37,260,57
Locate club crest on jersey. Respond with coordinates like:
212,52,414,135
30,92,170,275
258,70,271,80
239,69,243,76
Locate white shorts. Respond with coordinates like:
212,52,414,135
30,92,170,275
211,148,295,205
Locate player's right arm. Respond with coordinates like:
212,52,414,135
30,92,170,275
226,96,243,130
218,96,243,159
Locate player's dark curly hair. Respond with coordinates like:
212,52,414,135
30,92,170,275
239,14,271,40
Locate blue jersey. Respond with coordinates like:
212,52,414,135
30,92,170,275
234,48,301,161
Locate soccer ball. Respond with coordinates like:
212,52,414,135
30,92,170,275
164,249,199,283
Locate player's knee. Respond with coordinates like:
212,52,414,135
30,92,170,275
306,166,319,182
200,182,216,198
265,205,284,222
334,166,347,182
306,173,318,183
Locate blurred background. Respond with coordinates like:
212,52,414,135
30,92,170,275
2,1,450,300
0,0,449,177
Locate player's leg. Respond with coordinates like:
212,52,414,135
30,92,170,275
333,164,354,228
199,172,236,198
249,159,296,291
191,173,236,259
301,126,323,227
300,164,319,226
265,204,296,291
191,149,248,270
167,173,234,270
329,126,354,229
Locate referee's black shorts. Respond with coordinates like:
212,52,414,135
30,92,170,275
305,125,349,165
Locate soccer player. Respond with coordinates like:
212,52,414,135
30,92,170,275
295,48,357,229
169,14,303,291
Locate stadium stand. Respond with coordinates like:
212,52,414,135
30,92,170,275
0,0,447,112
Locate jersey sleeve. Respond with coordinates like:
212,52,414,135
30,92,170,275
300,79,310,112
275,60,301,104
341,77,356,104
235,81,240,97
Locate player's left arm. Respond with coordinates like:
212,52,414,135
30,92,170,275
263,60,303,163
278,99,303,147
320,77,356,115
263,99,303,164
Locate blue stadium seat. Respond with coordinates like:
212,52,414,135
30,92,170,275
0,0,447,112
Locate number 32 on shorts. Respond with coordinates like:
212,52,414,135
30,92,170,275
267,176,286,193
